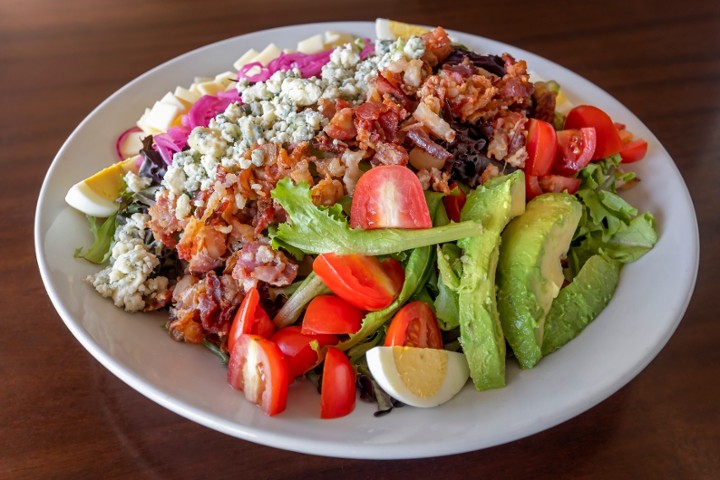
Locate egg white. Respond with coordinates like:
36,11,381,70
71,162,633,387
366,346,470,408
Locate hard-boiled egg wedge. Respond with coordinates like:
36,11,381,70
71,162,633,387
366,346,470,408
65,156,140,217
375,18,430,41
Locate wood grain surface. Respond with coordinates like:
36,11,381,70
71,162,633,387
1,0,718,478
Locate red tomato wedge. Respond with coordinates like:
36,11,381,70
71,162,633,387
538,175,582,195
619,138,648,163
443,182,467,223
381,257,405,292
271,326,338,379
227,334,289,416
321,347,356,419
228,287,275,352
384,301,443,349
313,253,404,311
301,295,364,335
564,105,623,160
524,119,558,176
553,127,597,175
350,165,432,230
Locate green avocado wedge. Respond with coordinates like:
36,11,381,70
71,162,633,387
541,254,621,356
457,170,525,391
497,193,582,369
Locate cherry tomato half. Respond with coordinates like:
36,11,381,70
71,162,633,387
227,334,289,416
564,105,623,160
271,326,338,379
228,287,276,353
313,253,404,311
350,165,432,230
321,347,356,419
385,301,443,349
553,127,597,175
302,295,364,335
524,119,558,176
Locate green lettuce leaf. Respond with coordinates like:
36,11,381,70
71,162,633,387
569,155,657,275
74,214,117,264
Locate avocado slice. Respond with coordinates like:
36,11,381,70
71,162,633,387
497,193,582,369
456,170,525,390
541,254,621,356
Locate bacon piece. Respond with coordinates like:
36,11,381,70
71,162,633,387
148,189,184,248
486,111,528,167
324,107,357,141
311,176,345,206
167,272,242,342
375,74,412,110
176,217,227,274
231,241,299,291
373,142,409,166
405,125,452,161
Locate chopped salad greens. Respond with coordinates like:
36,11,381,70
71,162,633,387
68,22,657,418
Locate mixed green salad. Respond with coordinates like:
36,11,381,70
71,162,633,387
68,22,657,418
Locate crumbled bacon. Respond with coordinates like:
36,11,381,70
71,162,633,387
312,176,345,206
324,107,357,141
404,125,452,161
167,272,241,343
231,241,298,291
486,111,528,167
373,142,409,166
175,217,228,274
148,189,184,248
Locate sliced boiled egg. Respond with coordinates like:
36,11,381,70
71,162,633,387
375,18,430,41
366,346,470,408
65,156,140,217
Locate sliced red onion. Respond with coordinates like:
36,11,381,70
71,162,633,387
115,126,143,161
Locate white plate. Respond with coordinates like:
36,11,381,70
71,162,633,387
34,22,699,459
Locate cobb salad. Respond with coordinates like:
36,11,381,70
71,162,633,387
66,19,657,418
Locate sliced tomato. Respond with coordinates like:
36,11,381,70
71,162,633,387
619,138,648,163
313,253,404,311
228,287,275,353
524,119,558,176
525,173,544,201
271,326,338,379
381,257,405,293
321,347,356,419
553,127,597,175
538,175,582,194
302,295,364,335
384,301,443,349
227,334,289,416
564,105,623,160
350,165,432,230
443,182,467,223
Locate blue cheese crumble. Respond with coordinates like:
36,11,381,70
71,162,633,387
87,213,169,312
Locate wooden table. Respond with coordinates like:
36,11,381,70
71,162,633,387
2,0,718,477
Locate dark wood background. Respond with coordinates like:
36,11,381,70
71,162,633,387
2,0,718,478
